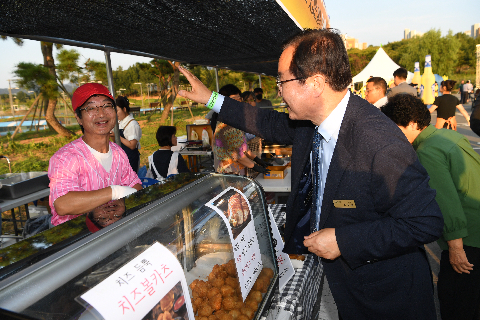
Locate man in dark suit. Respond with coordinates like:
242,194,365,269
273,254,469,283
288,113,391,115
387,67,418,98
178,29,443,319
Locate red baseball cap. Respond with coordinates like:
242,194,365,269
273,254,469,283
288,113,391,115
72,83,115,111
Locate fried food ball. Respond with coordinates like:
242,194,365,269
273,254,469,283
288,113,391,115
220,285,235,297
195,281,210,298
222,296,236,310
208,315,217,320
225,260,237,277
214,310,226,317
216,313,231,320
198,305,213,317
229,309,241,319
209,293,222,311
260,268,274,279
208,264,227,281
193,298,204,313
206,287,221,300
196,317,208,320
190,279,199,291
252,278,265,292
235,299,245,309
164,312,173,320
245,300,258,312
248,290,262,303
241,307,254,319
225,277,239,290
211,277,225,288
160,292,174,312
237,315,249,320
192,290,200,300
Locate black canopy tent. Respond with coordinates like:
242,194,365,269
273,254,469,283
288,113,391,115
0,0,303,76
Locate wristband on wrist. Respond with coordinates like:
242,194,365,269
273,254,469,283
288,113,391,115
206,92,219,110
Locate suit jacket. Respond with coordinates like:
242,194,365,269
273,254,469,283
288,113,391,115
386,81,418,99
218,93,443,319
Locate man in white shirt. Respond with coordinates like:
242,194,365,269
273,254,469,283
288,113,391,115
365,77,388,108
464,80,474,103
177,29,442,320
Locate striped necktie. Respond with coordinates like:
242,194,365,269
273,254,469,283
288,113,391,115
311,128,323,233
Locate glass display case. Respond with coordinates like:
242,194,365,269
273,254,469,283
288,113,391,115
0,173,278,320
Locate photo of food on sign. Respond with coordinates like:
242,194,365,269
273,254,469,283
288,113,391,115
212,189,251,239
189,259,274,320
143,282,188,320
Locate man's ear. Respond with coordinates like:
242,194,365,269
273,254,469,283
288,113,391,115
311,74,327,96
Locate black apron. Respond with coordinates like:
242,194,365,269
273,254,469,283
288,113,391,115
119,119,140,173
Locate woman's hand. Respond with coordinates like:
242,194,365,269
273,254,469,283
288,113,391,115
177,66,212,104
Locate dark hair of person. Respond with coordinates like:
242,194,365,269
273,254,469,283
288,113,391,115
75,94,115,134
393,67,408,80
366,77,387,95
282,28,352,92
241,91,255,102
381,94,431,130
219,84,241,97
156,126,177,147
440,80,456,92
116,96,130,113
253,87,263,94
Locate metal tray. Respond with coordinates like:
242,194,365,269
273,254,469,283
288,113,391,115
0,172,49,200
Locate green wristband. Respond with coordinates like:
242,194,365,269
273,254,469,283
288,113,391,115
207,91,218,110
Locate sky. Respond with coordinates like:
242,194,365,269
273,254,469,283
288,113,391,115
1,0,478,89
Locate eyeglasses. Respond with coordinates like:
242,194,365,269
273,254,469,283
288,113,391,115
80,103,115,116
365,88,378,94
276,77,306,88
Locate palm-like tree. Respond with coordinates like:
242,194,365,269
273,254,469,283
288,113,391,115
2,36,73,137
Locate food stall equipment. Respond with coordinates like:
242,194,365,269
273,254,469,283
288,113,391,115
0,173,278,320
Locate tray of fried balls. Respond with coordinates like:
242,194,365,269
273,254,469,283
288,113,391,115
189,259,274,320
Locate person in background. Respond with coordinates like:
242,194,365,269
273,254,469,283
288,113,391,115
381,93,480,320
241,91,256,106
429,80,470,130
386,67,417,98
213,84,269,175
471,93,480,137
459,80,466,104
464,80,474,103
48,83,142,227
113,96,142,173
149,126,190,180
253,87,272,107
364,77,388,108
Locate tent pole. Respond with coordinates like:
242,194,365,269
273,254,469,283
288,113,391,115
258,75,262,88
104,49,120,146
215,68,219,92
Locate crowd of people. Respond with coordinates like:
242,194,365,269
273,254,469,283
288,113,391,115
44,28,480,320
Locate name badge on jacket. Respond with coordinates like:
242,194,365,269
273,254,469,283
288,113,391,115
333,200,356,208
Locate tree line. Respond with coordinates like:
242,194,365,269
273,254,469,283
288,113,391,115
2,36,276,138
348,29,480,78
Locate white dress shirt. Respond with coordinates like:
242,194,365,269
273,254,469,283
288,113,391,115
373,96,388,108
313,91,350,228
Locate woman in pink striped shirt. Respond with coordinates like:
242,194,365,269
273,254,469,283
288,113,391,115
48,83,142,226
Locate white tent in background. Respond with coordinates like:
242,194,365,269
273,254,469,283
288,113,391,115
351,47,413,86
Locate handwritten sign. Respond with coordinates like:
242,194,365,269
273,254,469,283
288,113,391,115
79,242,194,320
206,187,263,301
268,208,294,290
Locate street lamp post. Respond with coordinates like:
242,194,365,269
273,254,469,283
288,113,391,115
7,79,15,116
133,83,143,107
